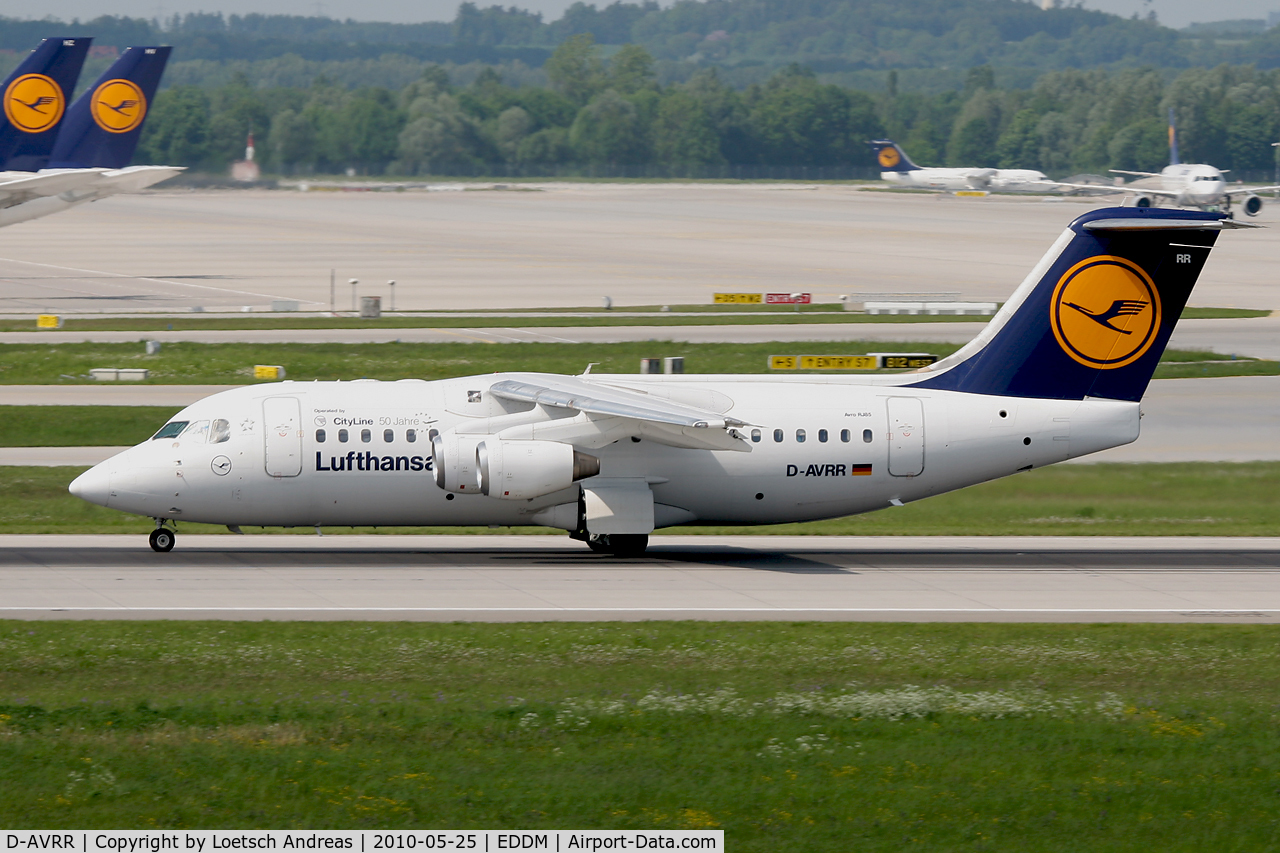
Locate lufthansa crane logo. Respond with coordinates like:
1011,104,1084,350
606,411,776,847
878,146,901,168
91,79,147,133
4,74,65,133
1050,255,1161,370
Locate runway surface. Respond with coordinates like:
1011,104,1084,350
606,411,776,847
2,375,1275,464
0,186,1275,313
2,534,1277,623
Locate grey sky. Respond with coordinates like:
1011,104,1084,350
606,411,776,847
0,0,1272,30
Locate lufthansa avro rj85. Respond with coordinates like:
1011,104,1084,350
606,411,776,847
70,207,1255,554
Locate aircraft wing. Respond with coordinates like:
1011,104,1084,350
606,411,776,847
95,165,186,194
488,376,751,452
0,169,107,208
1109,169,1161,178
1225,185,1280,196
1053,182,1182,198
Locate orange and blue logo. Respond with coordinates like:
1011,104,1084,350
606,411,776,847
1050,255,1161,370
878,146,901,168
4,74,65,133
91,78,147,133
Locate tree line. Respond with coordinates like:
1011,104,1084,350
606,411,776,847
134,38,1280,179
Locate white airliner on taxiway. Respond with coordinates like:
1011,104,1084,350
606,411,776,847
70,207,1255,555
869,140,1058,193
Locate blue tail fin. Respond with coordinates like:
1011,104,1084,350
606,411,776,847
909,206,1243,403
0,37,92,171
47,46,172,170
867,139,922,171
1168,107,1179,166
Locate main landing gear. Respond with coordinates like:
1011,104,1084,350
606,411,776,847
584,533,649,556
149,521,176,552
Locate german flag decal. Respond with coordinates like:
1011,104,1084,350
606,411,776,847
851,464,873,476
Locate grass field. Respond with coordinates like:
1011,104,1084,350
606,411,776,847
0,307,1264,333
7,462,1278,536
2,620,1279,847
0,341,1273,386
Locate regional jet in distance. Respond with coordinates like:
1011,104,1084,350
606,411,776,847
869,139,1059,193
71,207,1257,555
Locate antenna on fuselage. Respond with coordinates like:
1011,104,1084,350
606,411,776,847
581,362,600,375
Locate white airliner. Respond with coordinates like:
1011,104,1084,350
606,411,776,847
70,207,1254,555
1061,115,1280,216
869,140,1059,193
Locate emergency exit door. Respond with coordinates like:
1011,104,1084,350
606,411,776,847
887,397,925,477
263,397,303,477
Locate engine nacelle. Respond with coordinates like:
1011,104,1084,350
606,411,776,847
476,440,600,500
431,431,483,493
1243,194,1262,216
1123,194,1153,209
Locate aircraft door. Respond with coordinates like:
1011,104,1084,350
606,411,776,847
263,397,303,477
887,397,925,477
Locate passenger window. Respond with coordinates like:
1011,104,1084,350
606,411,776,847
181,420,210,442
210,419,231,444
384,429,394,443
338,429,349,443
361,429,372,443
751,428,761,443
840,429,850,443
773,429,783,443
316,429,326,443
796,429,806,443
407,429,417,443
818,429,828,443
863,429,873,443
152,421,189,440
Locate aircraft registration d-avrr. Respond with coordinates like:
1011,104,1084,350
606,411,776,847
71,207,1257,555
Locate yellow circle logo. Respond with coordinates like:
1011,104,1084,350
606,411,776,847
1050,255,1161,370
91,79,147,133
878,147,900,168
4,74,65,133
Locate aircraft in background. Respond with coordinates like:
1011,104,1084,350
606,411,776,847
0,45,182,228
1062,111,1279,216
0,37,113,213
70,207,1255,555
868,139,1059,193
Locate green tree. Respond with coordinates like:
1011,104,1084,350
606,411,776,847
748,69,862,166
496,106,534,160
340,89,404,172
137,86,211,167
397,93,491,172
651,90,723,165
545,33,604,106
1107,117,1166,171
1225,104,1274,171
267,108,316,171
996,109,1040,169
516,127,572,164
609,44,657,95
569,89,646,164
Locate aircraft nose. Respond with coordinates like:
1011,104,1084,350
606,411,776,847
69,464,112,507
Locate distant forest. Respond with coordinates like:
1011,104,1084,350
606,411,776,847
131,40,1280,179
1,0,1277,177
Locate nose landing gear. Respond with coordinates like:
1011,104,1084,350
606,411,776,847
149,521,176,552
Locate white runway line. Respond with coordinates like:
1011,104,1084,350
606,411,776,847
0,255,293,302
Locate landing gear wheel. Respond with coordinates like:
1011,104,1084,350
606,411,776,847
585,533,649,556
149,527,175,553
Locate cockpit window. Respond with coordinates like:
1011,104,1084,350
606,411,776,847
182,420,211,443
210,418,231,444
152,421,189,440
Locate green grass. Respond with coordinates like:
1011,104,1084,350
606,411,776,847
4,306,1264,333
1,620,1279,848
0,341,1273,386
0,406,179,447
9,462,1279,535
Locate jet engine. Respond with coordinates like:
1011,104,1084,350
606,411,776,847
1243,194,1263,216
476,440,600,500
1122,195,1153,209
431,431,484,493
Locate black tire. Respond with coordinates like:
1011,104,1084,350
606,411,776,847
586,533,648,556
149,528,175,553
